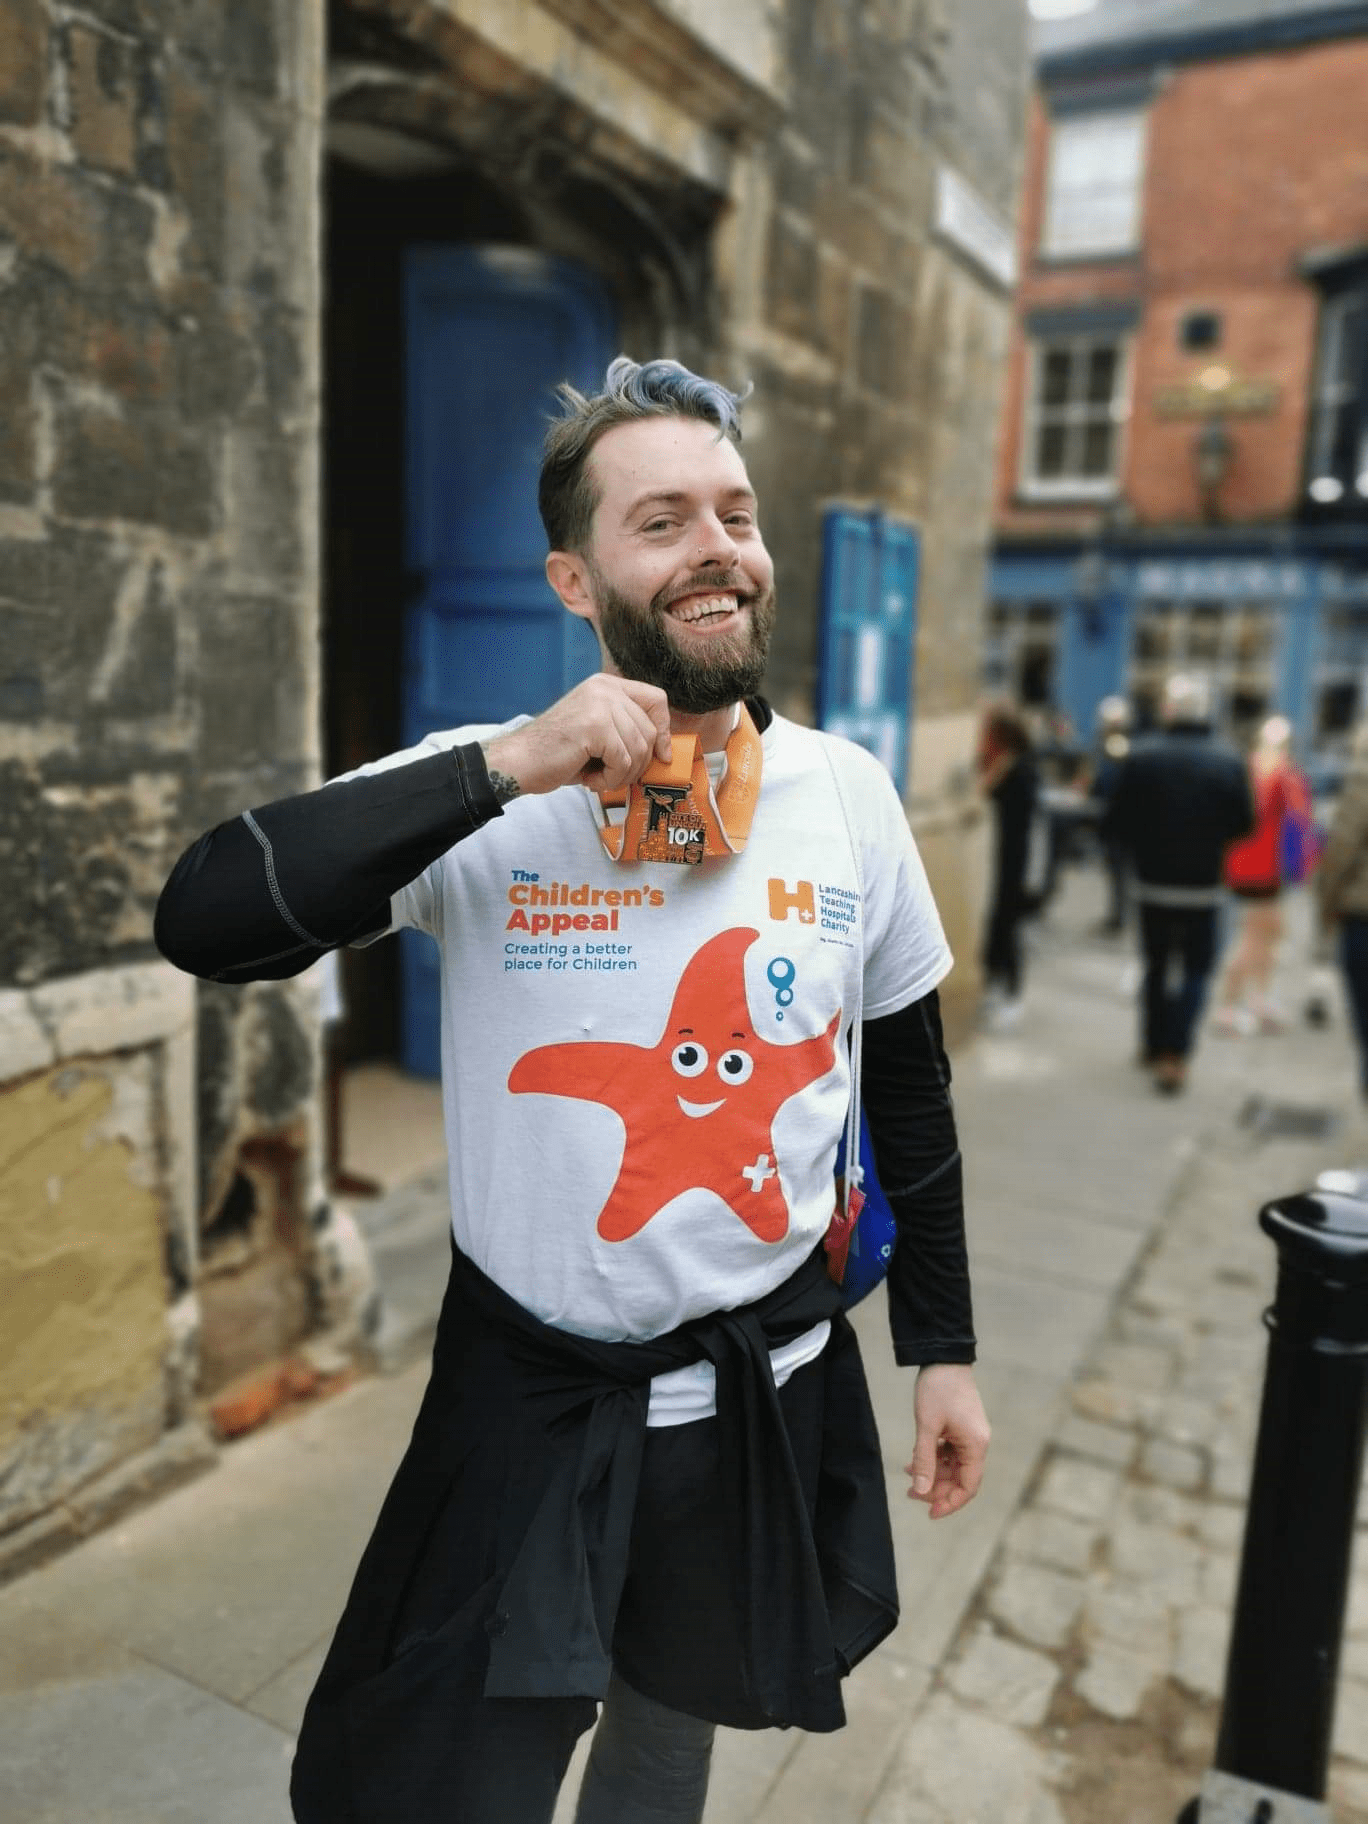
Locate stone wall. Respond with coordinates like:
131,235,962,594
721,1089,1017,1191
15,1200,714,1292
0,0,333,1562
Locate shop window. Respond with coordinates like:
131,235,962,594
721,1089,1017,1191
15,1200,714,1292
1022,337,1128,497
985,599,1060,708
1128,598,1275,745
1041,110,1146,260
1306,284,1367,509
1312,605,1368,757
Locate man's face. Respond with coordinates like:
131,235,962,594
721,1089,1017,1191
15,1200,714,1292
576,416,777,715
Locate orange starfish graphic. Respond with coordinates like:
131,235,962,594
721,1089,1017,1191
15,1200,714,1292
508,926,841,1243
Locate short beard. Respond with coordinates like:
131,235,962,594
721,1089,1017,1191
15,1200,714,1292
590,567,777,716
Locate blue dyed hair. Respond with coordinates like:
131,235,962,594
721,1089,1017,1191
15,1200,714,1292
538,356,752,552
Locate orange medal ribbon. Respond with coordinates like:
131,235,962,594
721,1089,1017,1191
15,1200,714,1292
594,705,763,866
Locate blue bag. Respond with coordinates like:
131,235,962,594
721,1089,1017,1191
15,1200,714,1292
831,1107,897,1307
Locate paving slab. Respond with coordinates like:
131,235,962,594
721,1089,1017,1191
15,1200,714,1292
0,1605,296,1824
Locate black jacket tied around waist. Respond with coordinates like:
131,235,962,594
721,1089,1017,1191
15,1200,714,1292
291,1242,898,1823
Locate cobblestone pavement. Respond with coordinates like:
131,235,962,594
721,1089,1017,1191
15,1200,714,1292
853,883,1368,1824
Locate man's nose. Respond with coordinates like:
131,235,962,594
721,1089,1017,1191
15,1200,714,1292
695,514,740,568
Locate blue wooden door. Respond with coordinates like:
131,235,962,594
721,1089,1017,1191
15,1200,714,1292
399,246,616,1076
816,509,920,789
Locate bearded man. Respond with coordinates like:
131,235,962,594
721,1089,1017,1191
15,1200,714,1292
155,357,988,1824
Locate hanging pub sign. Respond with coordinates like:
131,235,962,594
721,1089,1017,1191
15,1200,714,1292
1153,363,1280,419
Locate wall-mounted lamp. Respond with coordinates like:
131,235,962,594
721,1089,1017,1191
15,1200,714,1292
1193,415,1234,519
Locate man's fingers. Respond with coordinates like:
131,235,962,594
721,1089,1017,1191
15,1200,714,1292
905,1441,937,1499
593,705,658,790
612,679,672,761
592,729,642,792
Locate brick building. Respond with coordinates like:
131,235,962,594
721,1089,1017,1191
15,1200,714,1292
0,0,1027,1568
990,0,1368,778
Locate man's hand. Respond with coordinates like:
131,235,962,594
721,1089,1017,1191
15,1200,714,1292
483,675,673,798
905,1363,990,1521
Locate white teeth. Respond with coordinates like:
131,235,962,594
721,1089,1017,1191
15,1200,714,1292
668,595,738,624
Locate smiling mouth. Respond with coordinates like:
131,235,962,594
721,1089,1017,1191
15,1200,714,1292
665,593,744,629
677,1095,725,1118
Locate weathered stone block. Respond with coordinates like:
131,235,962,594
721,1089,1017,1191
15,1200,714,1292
221,420,303,585
195,589,308,764
173,298,259,420
0,767,181,979
856,284,917,400
1173,1606,1230,1701
764,209,819,347
1083,1582,1173,1658
52,396,213,535
1108,1513,1203,1605
164,63,226,278
1034,1454,1125,1524
0,1060,169,1532
0,271,39,502
0,147,154,291
1075,1643,1159,1721
1056,1413,1140,1468
987,1561,1086,1651
63,22,140,175
871,1692,1068,1824
946,1625,1060,1727
1139,1437,1206,1493
1004,1506,1098,1576
0,0,46,128
0,761,45,982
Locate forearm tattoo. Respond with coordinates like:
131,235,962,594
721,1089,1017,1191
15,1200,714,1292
480,744,522,805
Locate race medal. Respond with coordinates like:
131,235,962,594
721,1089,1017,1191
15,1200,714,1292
595,707,763,866
636,738,707,866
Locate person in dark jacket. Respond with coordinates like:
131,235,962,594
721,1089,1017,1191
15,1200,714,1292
1103,673,1255,1094
977,701,1040,1031
154,357,989,1824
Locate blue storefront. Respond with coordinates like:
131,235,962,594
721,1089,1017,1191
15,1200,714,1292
988,530,1368,789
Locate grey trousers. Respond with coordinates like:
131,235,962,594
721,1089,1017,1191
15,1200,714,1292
573,1669,716,1824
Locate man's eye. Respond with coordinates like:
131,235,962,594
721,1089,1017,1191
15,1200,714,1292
643,518,676,533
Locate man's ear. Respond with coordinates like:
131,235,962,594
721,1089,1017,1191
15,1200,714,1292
546,551,595,622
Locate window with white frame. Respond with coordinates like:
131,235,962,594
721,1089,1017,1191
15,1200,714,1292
1022,337,1127,495
984,600,1061,708
1127,598,1276,742
1306,286,1367,507
1042,110,1146,259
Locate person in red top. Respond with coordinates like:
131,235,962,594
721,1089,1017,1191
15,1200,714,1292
1213,715,1310,1035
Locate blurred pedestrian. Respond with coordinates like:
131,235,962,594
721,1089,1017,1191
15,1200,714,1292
1088,695,1132,936
1316,721,1368,1098
977,701,1039,1031
1026,707,1084,917
1103,673,1254,1094
1212,715,1311,1036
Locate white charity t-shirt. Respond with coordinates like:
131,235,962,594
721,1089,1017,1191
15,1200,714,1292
350,712,952,1423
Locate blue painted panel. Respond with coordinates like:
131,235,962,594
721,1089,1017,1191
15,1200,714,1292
1277,579,1324,773
399,246,616,1077
817,509,919,787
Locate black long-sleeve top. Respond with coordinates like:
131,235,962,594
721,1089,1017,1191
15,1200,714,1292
155,712,974,1367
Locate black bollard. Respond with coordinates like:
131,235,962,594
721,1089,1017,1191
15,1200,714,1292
1178,1187,1368,1822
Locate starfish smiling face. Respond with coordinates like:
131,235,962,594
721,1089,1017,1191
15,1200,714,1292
507,927,840,1244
